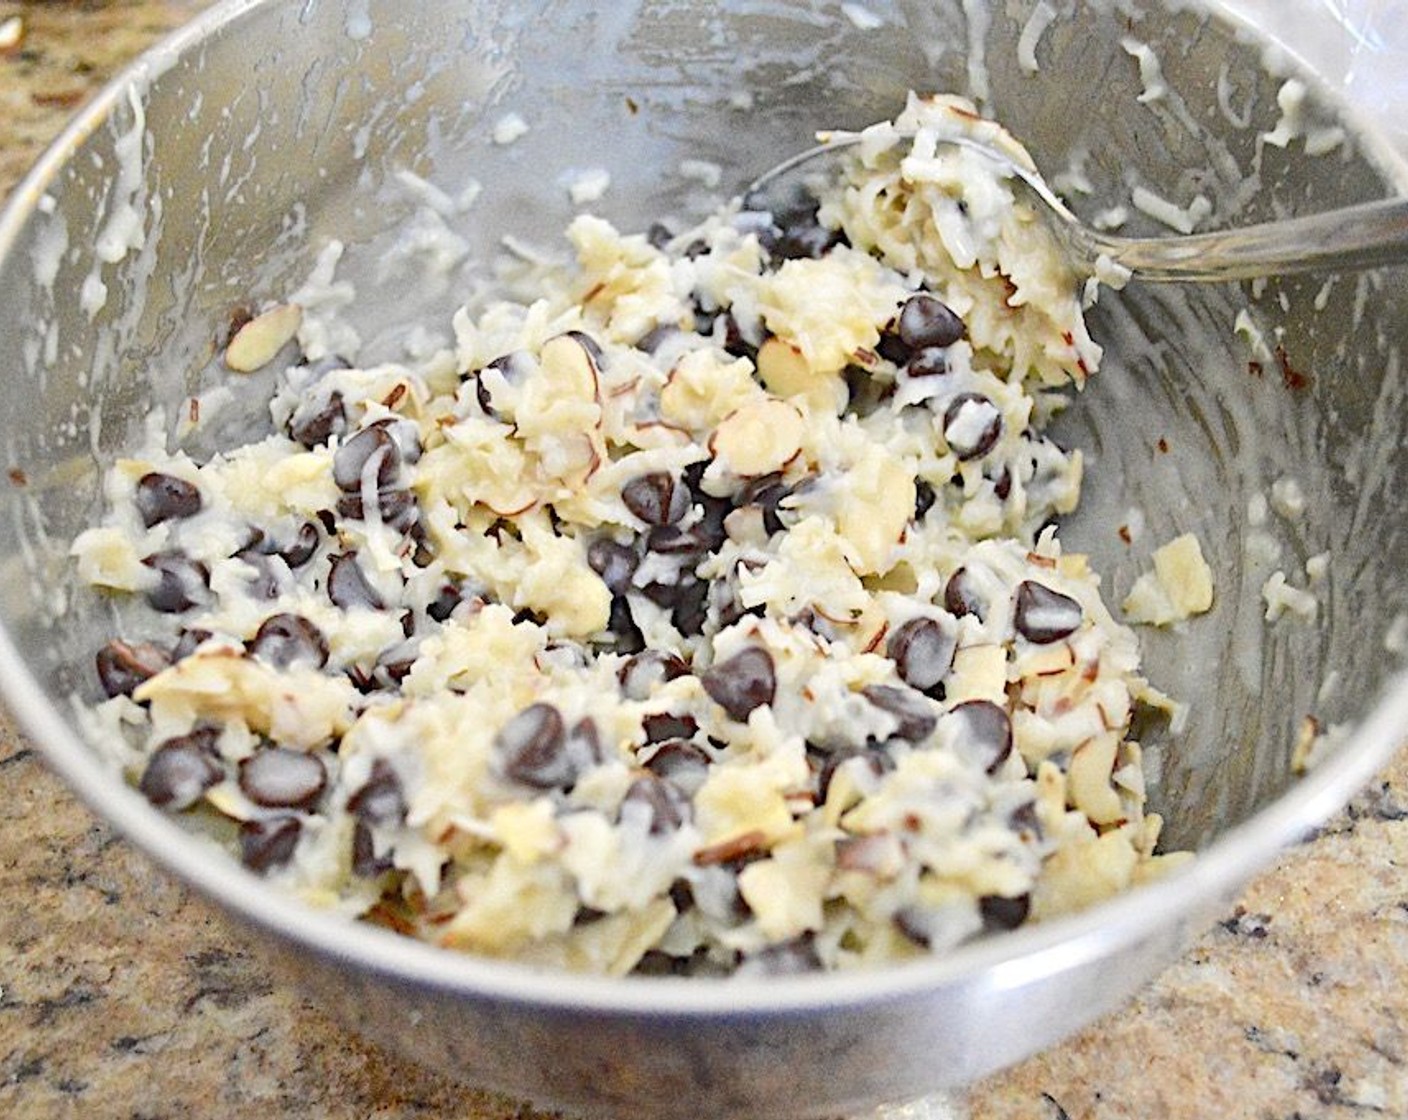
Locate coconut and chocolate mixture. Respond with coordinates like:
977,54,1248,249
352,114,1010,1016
74,94,1189,975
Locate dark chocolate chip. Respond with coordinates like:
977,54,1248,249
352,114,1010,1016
618,649,691,701
279,520,322,569
946,699,1013,774
893,907,939,949
876,331,912,367
904,347,949,379
979,892,1031,931
816,747,892,804
236,550,282,600
670,579,710,638
736,934,822,975
248,613,329,670
171,629,211,663
138,727,222,810
587,538,638,596
426,582,467,623
605,596,645,654
96,639,171,698
622,472,689,526
240,815,302,872
914,479,937,521
642,739,711,795
287,390,347,448
332,424,398,492
566,716,607,771
645,523,708,558
944,567,986,621
347,760,407,826
718,312,756,361
737,473,791,535
701,647,775,722
943,393,1003,461
887,617,957,694
496,702,573,789
621,773,691,834
141,551,209,614
352,821,393,877
862,684,938,742
694,492,732,552
238,748,327,809
134,472,202,528
1014,580,1082,644
898,294,965,350
643,712,698,744
772,217,845,261
327,553,384,610
636,323,682,354
335,487,419,533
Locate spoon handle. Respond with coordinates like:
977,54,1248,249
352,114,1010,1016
1091,197,1408,282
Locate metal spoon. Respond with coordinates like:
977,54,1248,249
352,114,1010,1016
746,132,1408,282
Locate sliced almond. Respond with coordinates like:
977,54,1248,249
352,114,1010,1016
538,332,600,401
225,302,303,373
709,398,804,477
757,336,847,414
946,643,1007,704
834,447,914,576
1067,733,1123,825
756,337,813,397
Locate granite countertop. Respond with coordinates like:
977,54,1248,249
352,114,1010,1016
2,4,1407,1118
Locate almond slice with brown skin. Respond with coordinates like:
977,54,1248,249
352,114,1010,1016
226,303,303,373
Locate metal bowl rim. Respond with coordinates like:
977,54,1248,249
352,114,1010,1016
2,0,1405,1021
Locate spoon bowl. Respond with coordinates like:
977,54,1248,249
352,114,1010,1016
748,130,1408,282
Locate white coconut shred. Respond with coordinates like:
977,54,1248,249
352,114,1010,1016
72,93,1193,977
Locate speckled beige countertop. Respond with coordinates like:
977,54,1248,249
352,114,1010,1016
2,4,1407,1119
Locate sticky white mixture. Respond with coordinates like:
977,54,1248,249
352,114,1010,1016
73,94,1191,976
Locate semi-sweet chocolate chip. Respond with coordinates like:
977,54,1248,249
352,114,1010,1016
944,567,986,621
618,649,690,701
701,647,776,721
979,892,1031,931
587,538,638,596
238,747,327,809
96,639,171,698
134,472,202,528
347,760,407,826
141,551,210,614
946,699,1013,774
496,702,574,789
862,684,938,742
943,393,1003,461
621,773,691,834
327,553,385,610
333,423,399,492
1014,580,1083,643
138,727,222,810
240,815,302,871
287,389,347,448
887,617,957,693
622,472,689,526
897,294,965,350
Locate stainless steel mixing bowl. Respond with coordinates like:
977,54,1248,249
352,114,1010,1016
2,1,1407,1116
